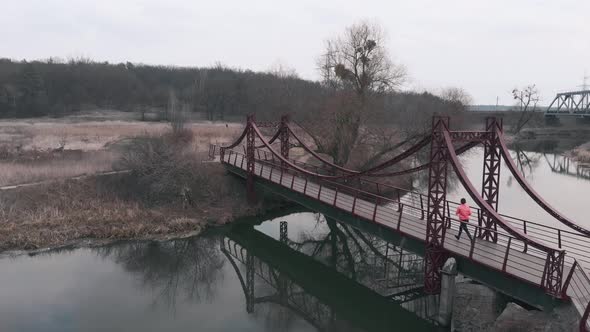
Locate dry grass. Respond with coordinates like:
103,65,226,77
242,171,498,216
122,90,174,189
0,164,282,251
0,112,244,186
0,111,286,252
0,151,118,187
0,120,243,152
0,176,205,250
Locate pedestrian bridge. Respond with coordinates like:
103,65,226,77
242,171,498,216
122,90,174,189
211,115,590,331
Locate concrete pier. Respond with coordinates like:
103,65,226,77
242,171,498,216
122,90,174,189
436,257,458,327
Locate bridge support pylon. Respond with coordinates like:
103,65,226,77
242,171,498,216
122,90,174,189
425,116,450,294
479,117,502,243
436,257,458,327
280,115,290,169
246,114,256,203
542,250,565,298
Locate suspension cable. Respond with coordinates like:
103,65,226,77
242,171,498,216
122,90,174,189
497,128,590,236
443,130,561,254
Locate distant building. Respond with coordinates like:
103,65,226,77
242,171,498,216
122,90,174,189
467,105,514,112
468,105,548,112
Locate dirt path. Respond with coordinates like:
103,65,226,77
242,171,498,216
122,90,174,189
0,170,130,191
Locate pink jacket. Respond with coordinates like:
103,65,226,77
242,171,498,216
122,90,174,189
456,203,472,222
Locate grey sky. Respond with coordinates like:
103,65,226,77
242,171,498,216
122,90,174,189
2,0,588,105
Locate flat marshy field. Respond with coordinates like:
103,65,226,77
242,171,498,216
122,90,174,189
0,111,244,187
0,111,274,252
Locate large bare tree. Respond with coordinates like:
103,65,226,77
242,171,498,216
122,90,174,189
307,21,407,166
319,21,406,96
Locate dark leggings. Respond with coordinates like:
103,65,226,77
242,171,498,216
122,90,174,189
457,221,473,240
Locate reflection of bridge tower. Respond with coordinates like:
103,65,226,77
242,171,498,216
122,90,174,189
221,223,439,331
284,217,425,293
222,237,337,329
246,250,255,313
545,154,590,180
277,221,289,305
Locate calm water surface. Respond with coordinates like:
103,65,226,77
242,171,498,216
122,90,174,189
0,212,436,332
0,148,587,331
448,148,590,229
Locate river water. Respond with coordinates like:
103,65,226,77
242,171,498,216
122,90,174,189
0,148,587,331
445,147,590,229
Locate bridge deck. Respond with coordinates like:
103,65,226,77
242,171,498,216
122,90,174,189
222,153,571,290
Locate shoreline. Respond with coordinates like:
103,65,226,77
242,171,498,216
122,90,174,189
0,203,306,258
0,163,296,253
0,228,205,259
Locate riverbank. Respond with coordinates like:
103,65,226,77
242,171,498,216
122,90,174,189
0,162,293,253
506,122,590,165
0,110,417,253
0,111,257,251
453,280,579,331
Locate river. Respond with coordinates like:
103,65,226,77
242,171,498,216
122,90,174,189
0,147,587,331
446,147,590,229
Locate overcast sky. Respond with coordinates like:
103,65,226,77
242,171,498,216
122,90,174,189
2,0,588,105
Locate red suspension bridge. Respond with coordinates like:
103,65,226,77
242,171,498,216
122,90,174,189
210,114,590,330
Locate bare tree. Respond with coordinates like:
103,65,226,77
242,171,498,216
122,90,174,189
268,61,299,79
318,21,406,96
440,87,473,108
98,237,225,309
168,89,187,134
306,21,407,166
193,70,208,118
512,84,540,133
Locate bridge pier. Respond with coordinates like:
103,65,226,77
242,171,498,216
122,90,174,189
436,257,458,327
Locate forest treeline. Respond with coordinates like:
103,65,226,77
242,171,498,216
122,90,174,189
0,57,463,122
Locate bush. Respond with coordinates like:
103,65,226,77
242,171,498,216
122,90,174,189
166,127,194,145
119,136,191,204
117,133,244,208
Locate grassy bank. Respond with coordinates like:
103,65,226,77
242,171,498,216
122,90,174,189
0,112,281,252
0,110,416,252
0,163,289,252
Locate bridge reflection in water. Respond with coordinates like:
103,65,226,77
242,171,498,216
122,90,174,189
222,220,443,331
545,154,590,180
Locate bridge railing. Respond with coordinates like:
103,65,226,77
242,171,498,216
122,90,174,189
563,260,590,331
208,144,219,160
222,149,560,290
253,149,590,269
